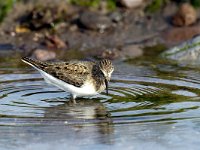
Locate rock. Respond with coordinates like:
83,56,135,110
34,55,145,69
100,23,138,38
69,24,78,32
79,11,112,33
172,3,197,26
120,0,144,8
19,4,68,30
100,49,120,60
32,49,56,61
15,26,30,33
109,11,123,23
120,44,143,59
33,33,43,42
161,35,200,62
162,25,200,46
44,35,67,49
100,45,143,60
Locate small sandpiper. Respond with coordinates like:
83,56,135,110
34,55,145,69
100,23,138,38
22,57,114,103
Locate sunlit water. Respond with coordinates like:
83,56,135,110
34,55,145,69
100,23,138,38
1,59,200,150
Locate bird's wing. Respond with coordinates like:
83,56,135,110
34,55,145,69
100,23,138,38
22,57,93,87
44,62,93,87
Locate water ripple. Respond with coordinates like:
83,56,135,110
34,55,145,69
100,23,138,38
0,63,200,125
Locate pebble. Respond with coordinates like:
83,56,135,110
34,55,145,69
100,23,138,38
80,11,112,33
44,35,67,49
120,0,144,8
120,44,143,59
100,45,143,60
32,49,56,61
172,3,197,26
109,11,123,23
100,49,119,60
15,26,30,33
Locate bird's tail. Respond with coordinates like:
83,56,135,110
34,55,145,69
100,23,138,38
21,57,47,70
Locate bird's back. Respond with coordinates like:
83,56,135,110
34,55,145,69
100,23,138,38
22,57,95,87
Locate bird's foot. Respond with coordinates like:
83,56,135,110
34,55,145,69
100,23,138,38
71,99,77,104
69,94,77,105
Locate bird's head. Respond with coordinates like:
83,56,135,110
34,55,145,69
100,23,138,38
99,59,114,81
98,59,114,95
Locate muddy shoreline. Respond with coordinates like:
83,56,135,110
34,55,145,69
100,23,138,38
0,0,200,61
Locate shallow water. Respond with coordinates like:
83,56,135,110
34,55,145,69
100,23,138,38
1,58,200,150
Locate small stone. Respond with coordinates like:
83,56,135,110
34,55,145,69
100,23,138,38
33,33,43,42
120,45,143,59
100,49,119,60
100,45,143,60
69,24,78,32
32,49,56,61
15,26,30,33
44,35,67,49
172,3,197,26
120,0,144,8
10,32,16,37
109,11,123,23
80,11,112,33
19,4,68,30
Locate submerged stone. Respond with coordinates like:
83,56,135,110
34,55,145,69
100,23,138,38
161,35,200,62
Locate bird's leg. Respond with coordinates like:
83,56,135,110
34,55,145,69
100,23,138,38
70,94,77,104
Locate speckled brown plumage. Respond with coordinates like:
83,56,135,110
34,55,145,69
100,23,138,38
22,57,114,92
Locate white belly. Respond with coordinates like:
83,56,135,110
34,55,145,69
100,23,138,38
39,70,98,97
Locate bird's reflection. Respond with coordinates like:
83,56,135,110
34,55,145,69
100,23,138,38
0,99,115,147
44,98,114,144
44,99,110,120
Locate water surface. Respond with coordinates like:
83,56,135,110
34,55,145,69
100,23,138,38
0,58,200,150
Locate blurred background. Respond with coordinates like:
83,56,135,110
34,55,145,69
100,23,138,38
0,0,200,62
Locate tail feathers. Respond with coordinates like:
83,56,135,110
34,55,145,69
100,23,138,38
21,57,47,70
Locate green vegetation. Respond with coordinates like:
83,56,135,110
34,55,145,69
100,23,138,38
145,0,200,13
69,0,100,8
106,0,117,11
69,0,116,11
145,0,167,13
191,0,200,8
0,0,15,22
162,41,200,57
143,44,167,56
175,0,200,7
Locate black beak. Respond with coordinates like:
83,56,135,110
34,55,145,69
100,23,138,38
105,79,108,95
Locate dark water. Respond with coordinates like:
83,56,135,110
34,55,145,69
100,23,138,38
1,58,200,150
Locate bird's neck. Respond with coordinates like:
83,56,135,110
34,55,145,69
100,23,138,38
92,65,106,92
